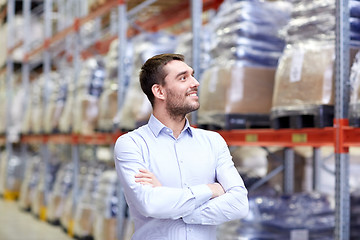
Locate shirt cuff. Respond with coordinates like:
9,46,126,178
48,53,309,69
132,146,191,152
188,184,212,208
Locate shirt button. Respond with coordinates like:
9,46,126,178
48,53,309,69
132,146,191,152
191,219,194,223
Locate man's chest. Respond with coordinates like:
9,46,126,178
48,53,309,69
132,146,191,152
143,137,217,187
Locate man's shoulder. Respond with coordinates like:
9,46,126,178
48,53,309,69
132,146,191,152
191,127,222,139
116,125,151,143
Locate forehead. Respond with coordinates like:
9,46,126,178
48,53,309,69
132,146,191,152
163,60,193,77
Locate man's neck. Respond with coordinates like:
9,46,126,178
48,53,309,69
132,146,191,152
153,109,186,138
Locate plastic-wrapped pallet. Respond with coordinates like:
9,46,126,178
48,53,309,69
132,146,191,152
59,163,88,233
350,51,360,126
348,0,360,46
96,38,133,132
1,146,26,200
59,74,75,133
49,71,71,133
351,189,360,239
97,81,118,131
115,32,178,130
8,74,26,142
272,41,335,116
197,0,291,129
270,0,337,128
43,71,62,133
0,21,6,68
72,57,106,135
31,152,61,219
198,64,276,129
0,149,7,196
93,170,118,240
18,154,42,211
0,71,6,135
73,165,105,239
47,162,73,225
29,76,45,134
217,191,335,240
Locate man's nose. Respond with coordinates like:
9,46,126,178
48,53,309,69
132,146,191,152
192,76,200,87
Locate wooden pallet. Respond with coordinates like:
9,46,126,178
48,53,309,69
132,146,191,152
199,114,271,130
271,105,334,129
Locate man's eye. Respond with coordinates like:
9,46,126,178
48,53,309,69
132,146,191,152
180,76,186,80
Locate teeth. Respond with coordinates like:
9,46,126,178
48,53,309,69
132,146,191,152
189,93,197,97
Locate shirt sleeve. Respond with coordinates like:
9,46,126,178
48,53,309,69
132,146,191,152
114,133,213,220
182,132,249,225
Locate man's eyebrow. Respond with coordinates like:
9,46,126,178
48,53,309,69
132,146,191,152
175,69,195,79
175,71,187,79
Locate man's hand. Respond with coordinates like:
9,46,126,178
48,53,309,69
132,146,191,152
135,169,162,187
207,183,225,199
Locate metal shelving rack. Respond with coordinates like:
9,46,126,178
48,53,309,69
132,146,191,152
1,0,354,239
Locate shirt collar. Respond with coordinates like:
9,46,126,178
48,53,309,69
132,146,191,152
148,114,193,138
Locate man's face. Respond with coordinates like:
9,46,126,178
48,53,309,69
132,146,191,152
162,60,200,117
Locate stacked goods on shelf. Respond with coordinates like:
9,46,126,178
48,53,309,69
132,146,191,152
0,148,7,197
349,0,360,126
43,72,62,133
350,51,360,126
18,153,42,211
350,0,360,46
49,69,71,133
217,192,335,240
72,58,106,135
58,67,75,133
114,32,178,130
97,38,133,132
24,75,44,134
30,145,62,219
93,170,119,240
73,164,106,239
0,145,26,200
351,189,360,240
0,72,5,135
8,73,25,142
198,0,291,129
270,0,336,129
0,15,6,67
47,162,73,225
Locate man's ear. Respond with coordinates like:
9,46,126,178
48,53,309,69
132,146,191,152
152,84,165,100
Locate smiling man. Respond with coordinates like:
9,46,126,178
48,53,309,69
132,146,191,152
114,53,249,240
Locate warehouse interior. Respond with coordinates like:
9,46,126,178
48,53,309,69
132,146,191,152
1,0,360,239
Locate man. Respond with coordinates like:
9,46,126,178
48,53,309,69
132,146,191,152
114,53,249,240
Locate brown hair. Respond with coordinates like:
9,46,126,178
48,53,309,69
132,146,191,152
139,53,184,106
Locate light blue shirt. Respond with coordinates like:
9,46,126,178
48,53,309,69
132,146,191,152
114,114,249,240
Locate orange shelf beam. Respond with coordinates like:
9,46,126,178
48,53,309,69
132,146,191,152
218,127,335,147
343,127,360,147
13,125,360,148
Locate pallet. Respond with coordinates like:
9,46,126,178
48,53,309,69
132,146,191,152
349,117,360,127
271,105,334,129
199,114,271,130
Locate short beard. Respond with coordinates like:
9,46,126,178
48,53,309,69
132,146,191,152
165,89,199,121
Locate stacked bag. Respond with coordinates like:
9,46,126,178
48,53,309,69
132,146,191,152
198,0,291,129
217,192,335,240
349,1,360,126
271,0,336,128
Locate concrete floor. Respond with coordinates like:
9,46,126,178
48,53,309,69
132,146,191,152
0,198,73,240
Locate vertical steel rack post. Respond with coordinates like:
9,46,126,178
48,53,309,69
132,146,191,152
335,0,350,239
